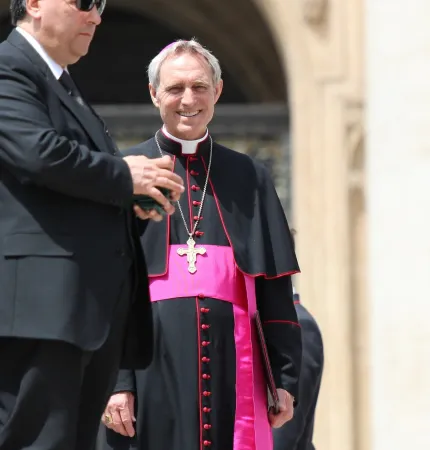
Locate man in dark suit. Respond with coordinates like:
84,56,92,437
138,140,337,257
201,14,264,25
272,290,324,450
0,1,184,449
273,293,324,450
272,230,324,450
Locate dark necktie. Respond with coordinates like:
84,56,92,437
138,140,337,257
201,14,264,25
58,71,117,153
59,71,88,109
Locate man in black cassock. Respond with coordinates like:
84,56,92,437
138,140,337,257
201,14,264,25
272,286,324,450
99,39,302,450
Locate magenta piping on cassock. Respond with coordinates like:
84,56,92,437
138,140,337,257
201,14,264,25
149,245,272,449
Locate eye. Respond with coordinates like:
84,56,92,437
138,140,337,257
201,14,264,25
167,86,182,94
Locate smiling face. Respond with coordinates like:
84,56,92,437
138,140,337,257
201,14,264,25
149,52,223,140
24,0,102,67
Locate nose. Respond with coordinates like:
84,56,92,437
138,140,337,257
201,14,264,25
88,6,102,25
181,87,195,105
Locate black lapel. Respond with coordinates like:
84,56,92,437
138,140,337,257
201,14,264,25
7,29,114,154
48,75,115,154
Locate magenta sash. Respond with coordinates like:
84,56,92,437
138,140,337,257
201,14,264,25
149,245,272,450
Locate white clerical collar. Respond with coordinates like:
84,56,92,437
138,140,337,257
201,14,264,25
16,27,64,80
162,126,209,155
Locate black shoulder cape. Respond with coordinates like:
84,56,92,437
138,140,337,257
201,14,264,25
124,138,299,279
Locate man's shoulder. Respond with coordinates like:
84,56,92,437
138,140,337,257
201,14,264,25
0,38,23,65
121,138,157,157
213,142,274,193
295,303,318,328
214,142,251,161
295,303,324,349
0,35,40,81
213,142,267,174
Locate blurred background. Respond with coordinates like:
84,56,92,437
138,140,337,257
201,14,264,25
1,0,429,448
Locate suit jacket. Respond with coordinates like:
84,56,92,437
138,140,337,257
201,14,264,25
0,29,152,366
273,298,324,450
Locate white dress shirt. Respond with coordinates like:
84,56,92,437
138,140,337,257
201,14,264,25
16,27,64,80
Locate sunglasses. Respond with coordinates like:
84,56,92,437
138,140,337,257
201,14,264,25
75,0,106,15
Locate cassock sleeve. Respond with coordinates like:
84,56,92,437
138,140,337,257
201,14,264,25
112,369,136,394
256,275,302,402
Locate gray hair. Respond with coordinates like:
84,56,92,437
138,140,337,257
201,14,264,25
147,39,222,90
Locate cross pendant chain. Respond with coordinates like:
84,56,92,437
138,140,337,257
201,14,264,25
155,134,213,274
177,237,206,274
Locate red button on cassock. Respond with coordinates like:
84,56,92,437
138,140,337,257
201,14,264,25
191,185,200,191
201,324,210,330
195,231,204,237
204,424,212,430
194,215,203,221
203,407,212,413
202,357,211,363
203,441,212,446
202,341,210,347
198,294,205,299
202,374,211,380
203,391,211,397
193,201,201,206
190,170,199,176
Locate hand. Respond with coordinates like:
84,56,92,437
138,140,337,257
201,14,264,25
268,389,294,428
133,205,164,222
124,154,184,215
101,392,136,437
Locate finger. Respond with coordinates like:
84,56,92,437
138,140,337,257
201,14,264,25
147,209,163,222
128,393,136,422
152,176,185,195
110,408,129,436
134,205,151,220
144,188,173,214
268,409,293,428
155,168,184,187
153,155,175,170
103,416,115,430
268,409,277,427
119,407,135,437
268,411,284,428
170,190,181,202
101,407,115,427
163,201,175,215
134,177,183,199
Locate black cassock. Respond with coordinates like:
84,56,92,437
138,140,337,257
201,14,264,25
99,131,302,450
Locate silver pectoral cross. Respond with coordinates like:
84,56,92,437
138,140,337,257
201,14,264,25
177,237,206,274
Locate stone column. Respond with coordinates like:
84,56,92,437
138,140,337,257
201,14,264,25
366,1,430,448
254,0,365,448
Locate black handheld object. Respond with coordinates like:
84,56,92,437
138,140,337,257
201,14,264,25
133,188,173,216
255,310,280,414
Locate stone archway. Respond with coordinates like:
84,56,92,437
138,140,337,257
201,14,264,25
108,0,287,103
